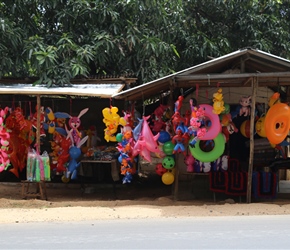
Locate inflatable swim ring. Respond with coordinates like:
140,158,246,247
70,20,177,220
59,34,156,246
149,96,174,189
264,103,290,145
199,104,221,140
189,133,225,162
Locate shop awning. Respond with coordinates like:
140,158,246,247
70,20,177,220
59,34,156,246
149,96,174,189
0,83,125,98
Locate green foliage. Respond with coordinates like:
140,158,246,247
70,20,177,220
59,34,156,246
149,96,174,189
0,0,290,86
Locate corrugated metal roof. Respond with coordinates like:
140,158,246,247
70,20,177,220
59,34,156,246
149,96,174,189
0,83,125,98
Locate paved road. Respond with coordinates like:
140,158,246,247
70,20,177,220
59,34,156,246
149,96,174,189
0,215,290,249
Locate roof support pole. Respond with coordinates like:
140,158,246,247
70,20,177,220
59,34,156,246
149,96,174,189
168,78,179,200
246,76,258,203
36,94,41,153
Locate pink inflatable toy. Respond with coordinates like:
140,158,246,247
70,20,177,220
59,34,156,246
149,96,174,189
200,104,220,140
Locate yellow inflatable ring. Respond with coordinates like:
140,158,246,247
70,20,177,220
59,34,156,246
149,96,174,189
264,103,290,145
189,133,225,162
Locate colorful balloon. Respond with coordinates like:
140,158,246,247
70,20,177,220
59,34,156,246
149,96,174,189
240,120,251,138
162,156,175,169
155,163,167,176
162,141,174,155
162,172,174,185
116,133,123,142
158,131,171,144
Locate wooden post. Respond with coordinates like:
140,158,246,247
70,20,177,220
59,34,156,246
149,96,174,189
246,77,257,203
168,78,179,200
36,95,41,153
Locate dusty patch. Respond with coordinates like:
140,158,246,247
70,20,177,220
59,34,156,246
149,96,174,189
1,182,290,223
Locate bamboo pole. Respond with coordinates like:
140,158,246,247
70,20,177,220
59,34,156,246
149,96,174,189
246,77,258,203
36,95,41,153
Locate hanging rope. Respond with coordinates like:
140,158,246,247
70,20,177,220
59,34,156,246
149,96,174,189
69,97,72,114
142,92,145,116
195,84,199,100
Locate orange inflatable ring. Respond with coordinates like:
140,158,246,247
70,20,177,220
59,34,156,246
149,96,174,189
264,103,290,145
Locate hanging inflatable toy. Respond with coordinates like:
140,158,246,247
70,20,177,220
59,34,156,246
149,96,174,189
199,104,220,140
133,117,143,141
188,117,207,147
132,115,162,162
255,115,266,138
151,117,165,134
0,107,10,172
43,107,69,135
184,154,195,173
62,134,88,182
189,133,225,162
162,156,175,169
174,95,184,113
220,112,238,142
212,88,225,115
171,128,187,155
102,106,122,142
239,96,251,116
264,102,290,145
162,140,175,155
120,157,134,184
55,133,72,173
119,110,134,133
5,107,32,178
161,172,174,185
158,130,171,144
155,163,167,176
132,135,151,162
153,104,169,119
240,120,251,138
268,92,281,107
65,108,89,146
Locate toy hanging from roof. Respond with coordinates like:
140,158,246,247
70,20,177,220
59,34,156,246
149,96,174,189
187,100,207,148
43,107,70,136
239,96,251,116
119,153,135,184
119,110,134,133
0,107,10,172
5,107,32,178
102,106,122,142
171,127,188,156
212,88,225,115
268,92,280,107
61,131,88,183
132,116,163,162
65,108,89,145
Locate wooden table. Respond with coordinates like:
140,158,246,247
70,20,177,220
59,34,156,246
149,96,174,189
79,159,120,197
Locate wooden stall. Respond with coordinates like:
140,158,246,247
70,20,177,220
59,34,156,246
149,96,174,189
113,48,290,203
0,77,137,197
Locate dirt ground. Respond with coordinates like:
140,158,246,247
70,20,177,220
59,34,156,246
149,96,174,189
1,175,290,224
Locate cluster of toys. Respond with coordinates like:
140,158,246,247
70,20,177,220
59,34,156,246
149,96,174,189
2,86,274,186
102,88,250,185
0,104,92,183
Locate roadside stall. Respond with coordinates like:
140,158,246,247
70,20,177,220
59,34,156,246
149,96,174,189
112,48,290,203
0,77,137,199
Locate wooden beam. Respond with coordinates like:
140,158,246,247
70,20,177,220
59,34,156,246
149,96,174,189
246,57,287,71
247,77,258,203
175,72,290,82
242,77,252,86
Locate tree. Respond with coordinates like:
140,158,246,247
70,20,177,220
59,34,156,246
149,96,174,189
0,0,289,86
